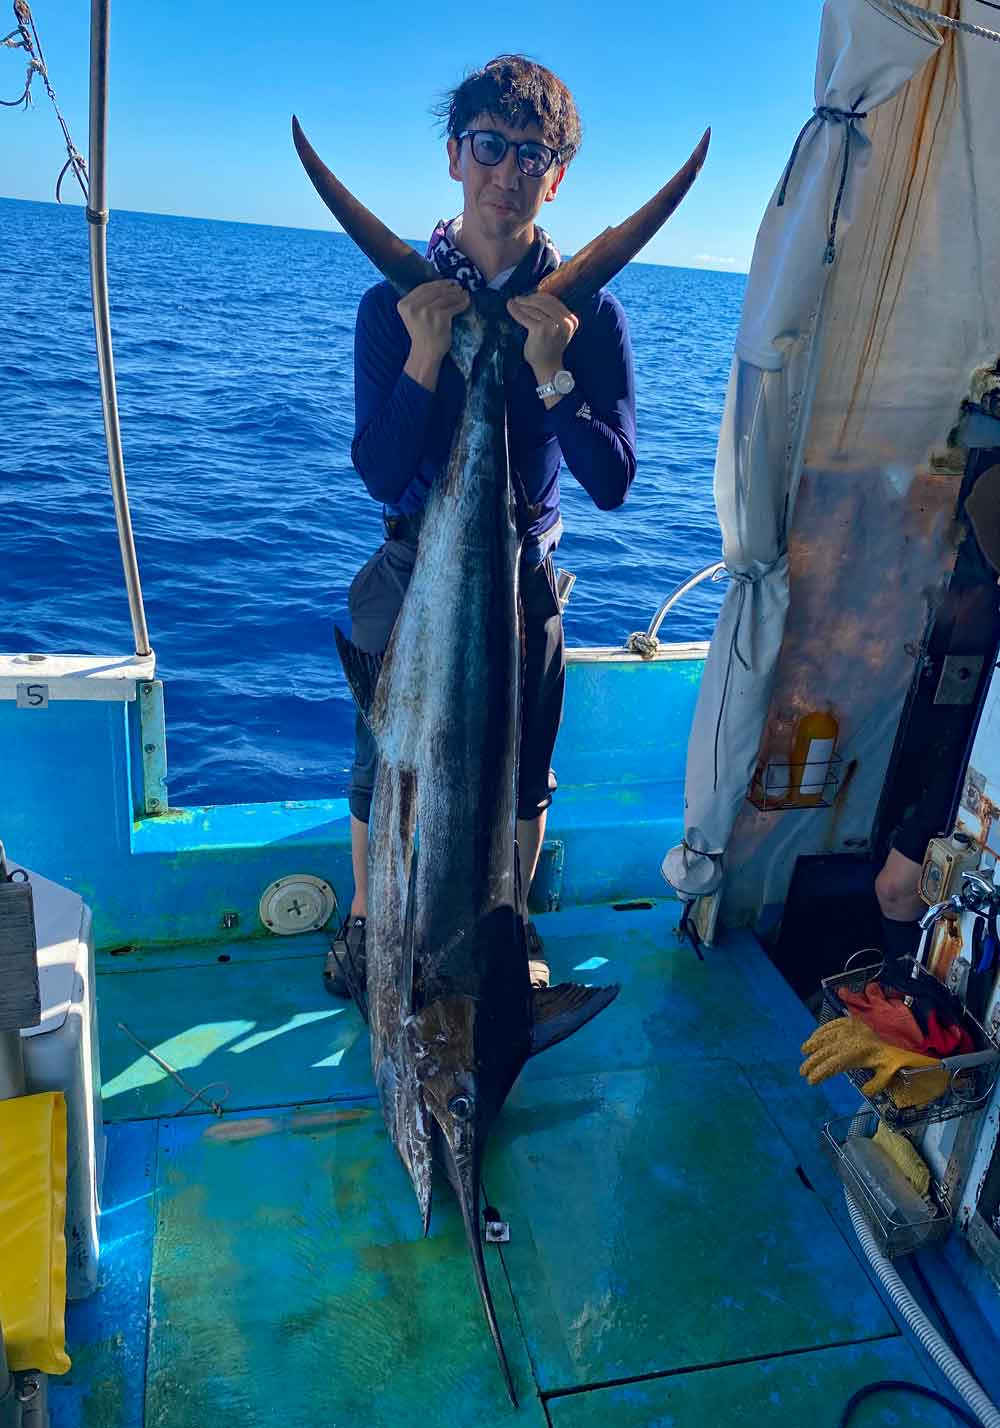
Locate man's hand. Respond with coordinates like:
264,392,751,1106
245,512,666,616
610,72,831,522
506,293,579,398
398,280,470,391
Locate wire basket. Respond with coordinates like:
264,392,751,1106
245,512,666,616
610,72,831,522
748,754,842,812
822,1111,951,1257
819,956,1000,1129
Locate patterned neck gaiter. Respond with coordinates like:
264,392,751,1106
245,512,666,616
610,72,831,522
425,216,561,295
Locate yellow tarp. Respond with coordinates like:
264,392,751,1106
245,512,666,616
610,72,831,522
0,1090,70,1374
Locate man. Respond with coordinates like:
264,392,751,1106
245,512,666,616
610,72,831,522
324,55,636,997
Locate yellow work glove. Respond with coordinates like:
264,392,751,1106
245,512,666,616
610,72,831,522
873,1121,931,1195
800,1017,949,1107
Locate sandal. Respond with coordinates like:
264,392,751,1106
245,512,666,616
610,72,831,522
526,920,550,990
324,915,367,999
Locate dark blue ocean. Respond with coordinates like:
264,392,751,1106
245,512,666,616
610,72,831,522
1,197,744,806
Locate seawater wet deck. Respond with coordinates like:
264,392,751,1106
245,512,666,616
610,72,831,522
51,905,972,1427
5,645,999,1426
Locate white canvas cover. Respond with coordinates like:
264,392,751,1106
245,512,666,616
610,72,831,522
663,0,943,898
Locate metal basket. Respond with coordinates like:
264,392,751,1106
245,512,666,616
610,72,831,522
748,754,842,812
819,956,1000,1129
822,1111,952,1257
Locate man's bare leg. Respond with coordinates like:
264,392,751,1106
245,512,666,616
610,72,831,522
517,809,548,914
875,846,923,960
323,814,370,997
350,814,369,918
875,847,924,923
517,810,550,987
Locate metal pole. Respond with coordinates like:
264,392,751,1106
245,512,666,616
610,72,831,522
88,0,152,659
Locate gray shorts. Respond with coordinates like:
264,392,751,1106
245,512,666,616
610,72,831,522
346,537,564,823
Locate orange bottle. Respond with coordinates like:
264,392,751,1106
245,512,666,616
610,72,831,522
788,708,838,807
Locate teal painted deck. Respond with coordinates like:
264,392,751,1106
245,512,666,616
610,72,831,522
51,901,960,1426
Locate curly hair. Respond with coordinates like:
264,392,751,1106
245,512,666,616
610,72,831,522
433,55,582,165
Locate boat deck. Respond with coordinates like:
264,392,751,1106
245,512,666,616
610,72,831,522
52,900,964,1426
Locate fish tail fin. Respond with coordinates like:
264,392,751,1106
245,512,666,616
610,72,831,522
530,982,621,1056
334,627,383,724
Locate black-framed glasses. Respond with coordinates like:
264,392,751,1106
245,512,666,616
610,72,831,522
457,129,561,179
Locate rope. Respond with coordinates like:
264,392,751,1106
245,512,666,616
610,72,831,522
1,0,88,200
777,102,869,265
117,1020,230,1117
625,631,659,659
885,0,1000,42
712,569,755,790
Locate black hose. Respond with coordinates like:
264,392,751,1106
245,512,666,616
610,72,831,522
839,1379,981,1427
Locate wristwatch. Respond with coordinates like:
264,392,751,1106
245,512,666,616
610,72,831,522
536,369,575,400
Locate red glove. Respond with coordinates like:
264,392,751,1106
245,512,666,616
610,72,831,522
921,1010,974,1058
837,981,925,1052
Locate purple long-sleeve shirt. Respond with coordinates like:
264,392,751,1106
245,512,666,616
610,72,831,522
351,279,636,543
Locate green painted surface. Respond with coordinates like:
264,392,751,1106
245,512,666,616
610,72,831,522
146,1103,547,1427
547,1341,955,1426
486,1062,896,1391
97,950,374,1119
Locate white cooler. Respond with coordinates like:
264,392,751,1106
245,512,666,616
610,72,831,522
19,866,105,1300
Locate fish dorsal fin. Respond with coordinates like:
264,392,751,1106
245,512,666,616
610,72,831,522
530,981,621,1056
334,627,383,723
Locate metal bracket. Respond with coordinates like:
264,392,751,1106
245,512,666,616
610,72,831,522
934,654,985,706
484,1220,510,1243
532,839,565,913
138,680,169,815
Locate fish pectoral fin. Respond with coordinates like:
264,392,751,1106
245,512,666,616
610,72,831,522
334,627,383,724
530,981,621,1056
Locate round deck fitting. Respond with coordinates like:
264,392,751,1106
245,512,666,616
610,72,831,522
258,875,337,935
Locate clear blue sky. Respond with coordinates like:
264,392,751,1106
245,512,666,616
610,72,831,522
1,1,825,272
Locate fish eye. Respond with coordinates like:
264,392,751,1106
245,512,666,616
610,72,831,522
448,1094,474,1120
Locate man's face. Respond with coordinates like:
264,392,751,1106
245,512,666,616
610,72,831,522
447,111,566,240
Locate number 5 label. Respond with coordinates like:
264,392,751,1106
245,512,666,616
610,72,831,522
16,683,49,709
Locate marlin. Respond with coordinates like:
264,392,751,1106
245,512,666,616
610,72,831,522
293,114,709,1404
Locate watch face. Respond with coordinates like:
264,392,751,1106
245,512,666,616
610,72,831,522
554,369,575,395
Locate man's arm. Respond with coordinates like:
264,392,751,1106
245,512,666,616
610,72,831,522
546,292,636,511
351,280,470,507
351,284,435,506
507,289,636,511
